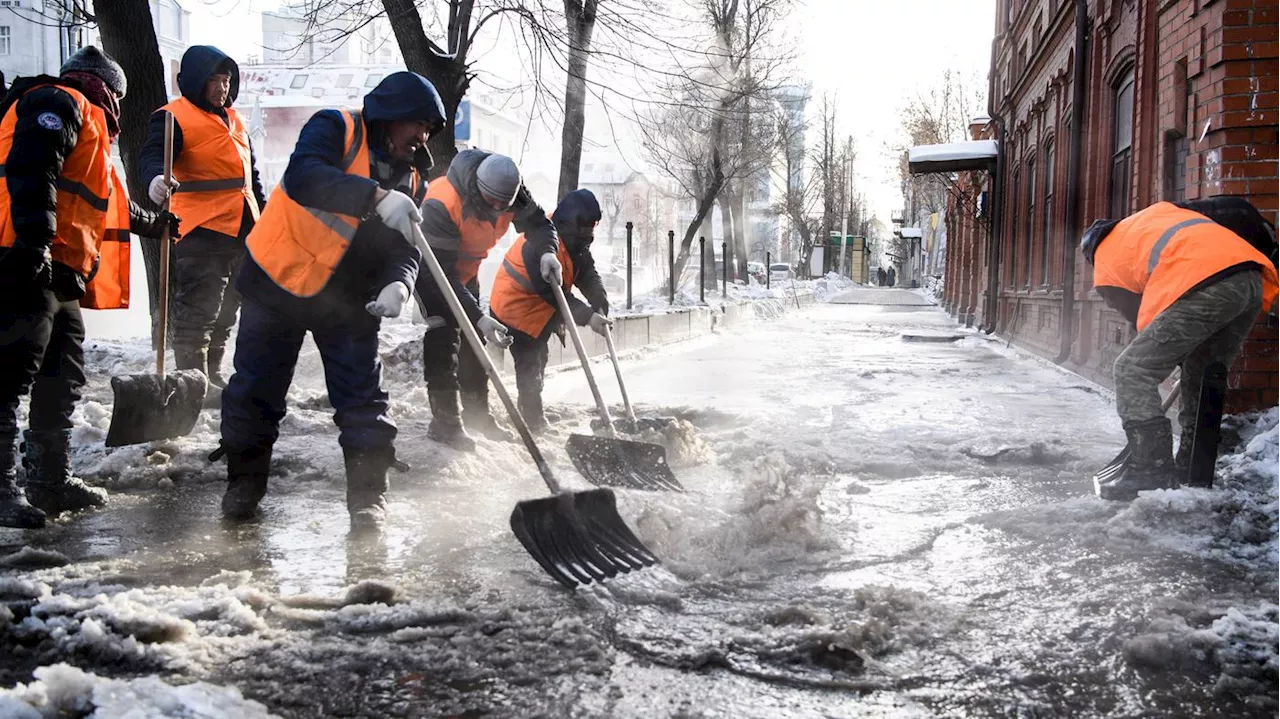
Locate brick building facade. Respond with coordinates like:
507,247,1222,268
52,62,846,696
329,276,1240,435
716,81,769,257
940,0,1277,411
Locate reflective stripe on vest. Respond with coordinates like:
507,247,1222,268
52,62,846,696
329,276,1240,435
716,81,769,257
245,108,408,298
162,97,260,238
0,83,126,308
1146,218,1213,273
420,177,513,284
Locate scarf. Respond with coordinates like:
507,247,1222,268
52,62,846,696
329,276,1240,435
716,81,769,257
60,71,121,140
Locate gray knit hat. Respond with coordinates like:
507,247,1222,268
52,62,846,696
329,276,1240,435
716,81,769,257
476,154,521,208
60,46,127,98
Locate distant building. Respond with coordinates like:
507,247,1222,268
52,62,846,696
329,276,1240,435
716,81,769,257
2,0,189,97
261,3,400,66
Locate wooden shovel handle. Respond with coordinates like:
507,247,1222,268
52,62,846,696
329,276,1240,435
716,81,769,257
155,111,174,379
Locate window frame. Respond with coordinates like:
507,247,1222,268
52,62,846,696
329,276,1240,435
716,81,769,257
1040,140,1055,287
1024,154,1036,288
1109,68,1136,217
0,26,10,56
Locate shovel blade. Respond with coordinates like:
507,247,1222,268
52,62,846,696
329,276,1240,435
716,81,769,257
509,488,659,588
566,433,684,492
105,370,208,447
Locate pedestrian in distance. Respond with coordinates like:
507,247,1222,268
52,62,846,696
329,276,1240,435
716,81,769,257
0,47,180,529
489,189,611,432
216,71,446,533
1083,197,1278,501
139,46,267,393
414,149,558,451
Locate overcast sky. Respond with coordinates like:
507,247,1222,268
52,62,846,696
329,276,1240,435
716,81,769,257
187,0,995,221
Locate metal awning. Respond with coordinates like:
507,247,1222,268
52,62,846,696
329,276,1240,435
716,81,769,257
908,140,999,174
896,228,923,239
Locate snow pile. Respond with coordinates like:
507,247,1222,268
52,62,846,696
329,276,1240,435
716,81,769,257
810,272,858,302
626,418,713,468
0,663,276,718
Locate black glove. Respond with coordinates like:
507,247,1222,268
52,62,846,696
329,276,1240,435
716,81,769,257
159,211,181,239
0,245,53,291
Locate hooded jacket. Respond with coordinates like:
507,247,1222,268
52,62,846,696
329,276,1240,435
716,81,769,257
415,149,557,325
236,72,445,325
138,45,266,239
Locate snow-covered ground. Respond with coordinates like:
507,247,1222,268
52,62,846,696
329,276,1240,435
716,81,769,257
1,296,1276,717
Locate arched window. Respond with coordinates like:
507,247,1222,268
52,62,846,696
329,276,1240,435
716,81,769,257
1109,69,1135,217
1041,140,1055,286
1024,154,1036,288
1008,166,1020,289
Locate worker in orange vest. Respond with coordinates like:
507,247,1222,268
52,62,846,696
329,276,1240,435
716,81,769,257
489,189,611,432
0,47,178,528
1083,198,1278,501
140,46,266,391
415,150,557,451
217,72,445,532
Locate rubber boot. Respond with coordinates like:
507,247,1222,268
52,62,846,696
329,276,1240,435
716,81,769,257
22,429,107,517
174,346,208,377
0,431,44,529
344,446,393,535
427,390,476,452
221,445,272,521
206,345,228,390
461,390,515,442
518,392,547,435
1099,418,1177,501
1174,427,1193,474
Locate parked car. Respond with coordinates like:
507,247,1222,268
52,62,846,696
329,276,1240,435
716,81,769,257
769,262,793,283
747,261,767,284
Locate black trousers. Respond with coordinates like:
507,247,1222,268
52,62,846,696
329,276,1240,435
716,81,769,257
508,325,551,422
171,231,245,354
0,286,86,435
421,279,487,394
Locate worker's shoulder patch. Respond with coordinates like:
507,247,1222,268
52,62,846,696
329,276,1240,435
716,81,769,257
36,112,64,131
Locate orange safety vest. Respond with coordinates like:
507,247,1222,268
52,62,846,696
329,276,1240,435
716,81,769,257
246,109,420,298
489,234,575,338
1094,201,1279,330
162,97,260,239
0,83,131,309
421,177,513,284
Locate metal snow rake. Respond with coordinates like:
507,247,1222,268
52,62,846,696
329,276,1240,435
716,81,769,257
410,224,658,588
550,283,683,493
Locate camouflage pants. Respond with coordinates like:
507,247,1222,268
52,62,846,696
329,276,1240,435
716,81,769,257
1114,270,1263,433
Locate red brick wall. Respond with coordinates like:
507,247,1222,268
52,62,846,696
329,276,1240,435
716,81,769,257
940,0,1278,413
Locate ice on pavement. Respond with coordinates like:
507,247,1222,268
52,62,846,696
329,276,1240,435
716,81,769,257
2,291,1276,716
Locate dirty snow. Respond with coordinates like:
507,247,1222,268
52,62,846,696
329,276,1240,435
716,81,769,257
1,297,1276,717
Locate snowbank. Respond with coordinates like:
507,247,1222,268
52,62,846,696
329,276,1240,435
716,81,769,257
0,663,276,718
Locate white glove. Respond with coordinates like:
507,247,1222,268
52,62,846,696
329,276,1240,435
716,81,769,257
374,190,423,243
148,175,180,204
587,312,613,337
539,252,562,284
365,281,409,318
476,315,513,349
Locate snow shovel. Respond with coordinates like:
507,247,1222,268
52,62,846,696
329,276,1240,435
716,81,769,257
551,283,683,492
1092,375,1181,487
593,322,680,436
410,224,658,588
105,112,208,448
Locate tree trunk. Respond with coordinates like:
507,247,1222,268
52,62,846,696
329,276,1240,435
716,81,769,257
382,0,471,179
93,0,170,347
557,0,599,201
717,194,734,284
724,186,749,282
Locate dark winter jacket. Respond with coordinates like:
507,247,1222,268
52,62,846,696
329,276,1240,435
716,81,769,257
0,75,168,298
416,148,557,324
536,189,608,327
235,93,433,324
138,45,266,240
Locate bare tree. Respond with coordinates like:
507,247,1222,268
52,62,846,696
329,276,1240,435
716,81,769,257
637,0,794,287
558,0,600,199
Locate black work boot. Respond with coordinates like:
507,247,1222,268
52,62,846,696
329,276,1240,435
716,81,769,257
518,393,547,435
1174,426,1193,474
1098,418,1177,501
22,429,107,517
427,390,476,452
0,431,44,529
344,446,394,535
461,390,515,442
221,445,272,521
206,345,229,390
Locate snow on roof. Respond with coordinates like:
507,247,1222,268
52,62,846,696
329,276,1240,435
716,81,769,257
898,228,924,239
971,113,991,125
907,140,998,174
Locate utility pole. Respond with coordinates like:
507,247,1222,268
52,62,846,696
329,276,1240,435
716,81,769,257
839,136,851,280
